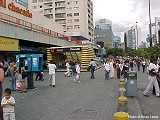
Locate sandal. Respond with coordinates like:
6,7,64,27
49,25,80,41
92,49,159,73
20,91,23,93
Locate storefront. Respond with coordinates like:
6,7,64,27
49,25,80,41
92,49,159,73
0,36,19,61
47,46,98,70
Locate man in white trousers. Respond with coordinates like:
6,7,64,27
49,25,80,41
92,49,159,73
143,59,160,97
65,61,71,77
48,60,57,87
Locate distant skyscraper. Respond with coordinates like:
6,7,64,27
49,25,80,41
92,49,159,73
94,18,114,48
95,18,112,30
126,26,141,49
28,0,94,43
114,36,121,48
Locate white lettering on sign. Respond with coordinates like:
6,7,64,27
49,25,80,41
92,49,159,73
70,48,80,51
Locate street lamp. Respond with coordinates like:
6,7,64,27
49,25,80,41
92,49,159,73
136,22,138,49
149,0,152,47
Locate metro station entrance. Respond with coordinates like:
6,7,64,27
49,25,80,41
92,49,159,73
47,46,98,70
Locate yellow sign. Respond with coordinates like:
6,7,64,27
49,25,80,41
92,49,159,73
0,37,19,51
104,42,112,45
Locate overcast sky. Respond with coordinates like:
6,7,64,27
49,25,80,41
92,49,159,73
92,0,160,42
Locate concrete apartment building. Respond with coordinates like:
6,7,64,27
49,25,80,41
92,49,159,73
28,0,94,43
94,19,114,48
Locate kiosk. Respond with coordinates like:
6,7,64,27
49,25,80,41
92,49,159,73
16,54,43,89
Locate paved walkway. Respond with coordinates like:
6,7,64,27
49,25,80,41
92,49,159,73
3,68,118,120
2,67,160,120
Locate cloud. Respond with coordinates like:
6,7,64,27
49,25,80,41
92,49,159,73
93,0,160,42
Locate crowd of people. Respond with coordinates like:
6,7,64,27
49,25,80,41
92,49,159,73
0,56,160,120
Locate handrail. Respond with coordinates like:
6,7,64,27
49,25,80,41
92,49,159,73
0,12,82,44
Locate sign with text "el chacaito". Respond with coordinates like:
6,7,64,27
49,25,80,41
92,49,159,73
50,47,81,53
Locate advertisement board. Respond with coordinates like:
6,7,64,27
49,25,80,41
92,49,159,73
0,37,19,51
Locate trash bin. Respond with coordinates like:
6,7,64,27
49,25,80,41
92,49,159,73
126,71,137,97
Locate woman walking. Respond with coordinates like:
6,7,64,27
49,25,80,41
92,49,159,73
104,59,110,80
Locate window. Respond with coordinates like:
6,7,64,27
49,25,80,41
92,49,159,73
40,5,42,8
67,26,73,29
67,2,72,5
74,25,80,29
74,7,79,10
39,0,43,2
32,6,37,9
67,7,72,11
67,13,72,17
32,0,37,3
74,19,79,22
67,19,72,23
74,1,78,4
74,13,79,16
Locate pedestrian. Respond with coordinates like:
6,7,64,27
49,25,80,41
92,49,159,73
0,62,4,120
116,60,121,79
64,60,71,77
1,88,15,120
18,63,28,93
104,59,110,80
35,70,44,81
3,60,9,77
143,58,160,97
8,62,18,91
142,59,146,73
70,60,76,75
121,60,129,78
109,59,114,79
129,59,134,71
89,59,97,79
74,62,81,82
48,60,57,87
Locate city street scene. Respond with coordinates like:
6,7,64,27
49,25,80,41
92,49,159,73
0,0,160,120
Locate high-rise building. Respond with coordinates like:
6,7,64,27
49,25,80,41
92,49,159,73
95,18,112,30
28,0,94,43
94,19,114,48
126,26,141,49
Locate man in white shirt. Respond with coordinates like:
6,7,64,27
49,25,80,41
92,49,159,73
143,59,160,97
48,61,57,87
65,61,71,77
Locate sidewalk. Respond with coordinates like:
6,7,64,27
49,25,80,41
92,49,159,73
2,67,160,120
127,68,160,120
2,67,118,120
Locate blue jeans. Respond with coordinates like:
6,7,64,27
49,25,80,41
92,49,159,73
105,71,110,80
11,74,16,90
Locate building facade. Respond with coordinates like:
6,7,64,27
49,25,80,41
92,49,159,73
113,36,121,48
95,18,112,30
28,0,94,43
126,26,141,49
0,0,81,61
94,19,114,48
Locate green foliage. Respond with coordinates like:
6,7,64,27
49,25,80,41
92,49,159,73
104,44,160,58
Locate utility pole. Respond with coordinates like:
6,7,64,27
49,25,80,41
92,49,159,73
136,22,138,49
149,0,152,47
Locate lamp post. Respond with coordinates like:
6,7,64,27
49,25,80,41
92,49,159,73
149,0,152,47
136,22,138,49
